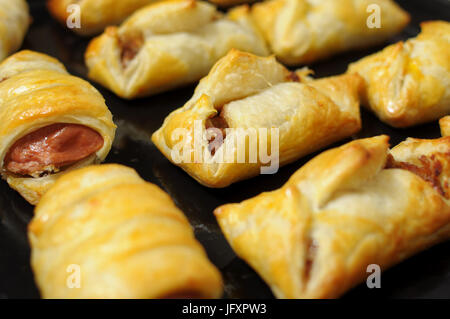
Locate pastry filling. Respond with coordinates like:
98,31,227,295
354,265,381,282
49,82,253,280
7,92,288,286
119,31,144,68
385,153,449,198
205,113,229,156
4,123,104,178
203,74,301,156
286,71,300,82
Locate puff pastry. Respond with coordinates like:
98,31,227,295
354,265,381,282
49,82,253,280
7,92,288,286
47,0,160,36
215,134,450,298
85,0,269,99
0,0,30,61
440,116,450,137
29,164,223,299
152,49,362,188
0,50,116,205
249,0,410,65
348,21,450,128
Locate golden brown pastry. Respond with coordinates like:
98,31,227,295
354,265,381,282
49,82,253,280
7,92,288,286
29,164,223,299
250,0,410,65
47,0,160,36
152,49,362,188
85,0,269,99
0,50,116,205
215,134,450,298
348,21,450,128
440,116,450,137
0,0,30,61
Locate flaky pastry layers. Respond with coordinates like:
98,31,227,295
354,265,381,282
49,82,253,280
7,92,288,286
348,21,450,128
215,133,450,298
0,0,30,61
250,0,410,65
47,0,159,36
0,50,116,205
85,0,269,99
29,164,223,299
152,49,362,188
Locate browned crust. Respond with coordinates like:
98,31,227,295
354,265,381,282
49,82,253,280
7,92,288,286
47,0,72,25
385,153,450,198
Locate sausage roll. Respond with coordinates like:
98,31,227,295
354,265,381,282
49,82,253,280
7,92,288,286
29,164,223,299
85,0,269,99
440,116,450,137
47,0,159,36
152,49,362,188
250,0,410,65
0,50,116,205
215,134,450,298
348,21,450,128
0,0,30,61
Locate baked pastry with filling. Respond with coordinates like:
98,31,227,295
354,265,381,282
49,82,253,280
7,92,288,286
85,0,269,99
249,0,410,65
0,0,30,61
0,50,116,205
29,164,223,298
348,21,450,128
215,133,450,298
152,49,362,188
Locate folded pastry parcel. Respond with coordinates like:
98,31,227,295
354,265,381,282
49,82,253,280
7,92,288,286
250,0,410,65
215,133,450,298
0,50,116,205
85,0,269,99
47,0,159,36
152,49,362,188
0,0,30,61
348,21,450,128
29,164,223,299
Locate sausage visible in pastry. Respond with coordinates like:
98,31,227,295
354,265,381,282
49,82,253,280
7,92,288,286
4,124,104,177
0,0,30,61
249,0,410,65
215,134,450,298
0,50,116,205
85,0,269,99
348,21,450,128
152,49,362,188
29,164,223,299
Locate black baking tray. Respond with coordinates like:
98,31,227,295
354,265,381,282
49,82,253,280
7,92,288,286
1,0,450,299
